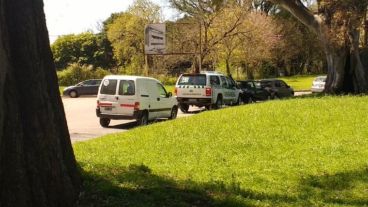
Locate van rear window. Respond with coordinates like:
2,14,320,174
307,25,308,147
100,79,117,95
178,75,206,86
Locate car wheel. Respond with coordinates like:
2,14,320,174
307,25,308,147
99,118,110,128
69,90,78,98
213,95,223,109
247,96,254,104
169,106,178,120
272,94,280,100
179,103,189,113
137,111,148,126
205,105,212,110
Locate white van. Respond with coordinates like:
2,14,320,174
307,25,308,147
96,75,178,127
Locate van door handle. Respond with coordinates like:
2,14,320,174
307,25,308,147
115,96,119,100
157,98,160,101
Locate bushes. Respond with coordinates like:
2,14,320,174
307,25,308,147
57,63,180,86
57,63,111,86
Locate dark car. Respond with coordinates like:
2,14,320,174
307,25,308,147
63,79,102,98
237,80,271,102
259,79,294,99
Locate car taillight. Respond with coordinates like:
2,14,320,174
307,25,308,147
174,87,178,95
205,87,212,96
134,102,140,111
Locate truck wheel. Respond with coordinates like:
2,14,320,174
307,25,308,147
137,111,148,126
213,95,223,109
179,103,189,113
99,118,110,128
237,96,245,105
169,106,178,120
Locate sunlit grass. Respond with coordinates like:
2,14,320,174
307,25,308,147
281,75,322,91
74,96,368,206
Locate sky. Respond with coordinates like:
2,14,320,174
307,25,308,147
43,0,177,43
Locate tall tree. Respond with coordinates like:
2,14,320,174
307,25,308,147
271,0,368,93
0,0,81,206
170,0,251,72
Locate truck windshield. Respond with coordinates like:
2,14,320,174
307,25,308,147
178,75,207,86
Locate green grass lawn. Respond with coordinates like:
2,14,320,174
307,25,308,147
74,96,368,207
281,75,322,91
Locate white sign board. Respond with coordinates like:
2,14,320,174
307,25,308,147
145,24,166,55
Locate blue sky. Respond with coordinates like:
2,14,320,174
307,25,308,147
44,0,177,43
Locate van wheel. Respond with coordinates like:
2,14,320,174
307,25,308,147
213,95,223,109
137,111,148,126
99,118,110,128
169,106,178,120
205,105,212,110
179,103,189,113
69,90,78,98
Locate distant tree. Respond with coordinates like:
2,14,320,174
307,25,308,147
170,0,252,72
106,0,161,74
51,32,113,70
271,0,368,93
0,0,81,206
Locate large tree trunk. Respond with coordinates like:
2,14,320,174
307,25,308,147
0,0,81,206
273,0,368,94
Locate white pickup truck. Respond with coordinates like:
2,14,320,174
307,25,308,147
175,71,243,113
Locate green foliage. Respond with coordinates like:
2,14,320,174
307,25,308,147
51,32,114,70
57,63,111,86
75,96,368,206
106,0,161,72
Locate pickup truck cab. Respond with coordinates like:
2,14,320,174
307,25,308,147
96,75,178,127
175,71,243,113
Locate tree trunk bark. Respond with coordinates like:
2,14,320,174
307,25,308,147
322,29,368,93
226,58,231,75
0,0,81,206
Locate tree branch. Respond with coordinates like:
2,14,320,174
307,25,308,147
271,0,321,33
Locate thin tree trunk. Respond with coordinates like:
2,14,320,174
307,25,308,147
226,58,231,75
0,0,81,206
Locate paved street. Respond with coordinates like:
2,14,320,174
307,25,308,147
63,91,310,143
62,96,199,143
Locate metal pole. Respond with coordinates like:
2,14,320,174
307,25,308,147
198,22,202,73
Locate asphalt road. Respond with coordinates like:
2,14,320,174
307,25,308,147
62,96,199,143
63,91,310,143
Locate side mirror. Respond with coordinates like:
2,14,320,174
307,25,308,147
167,92,172,97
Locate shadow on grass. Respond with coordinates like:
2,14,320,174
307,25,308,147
77,164,297,207
299,168,368,206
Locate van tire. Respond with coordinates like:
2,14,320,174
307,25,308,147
137,111,148,126
69,90,78,98
169,106,178,120
100,118,110,128
179,103,189,113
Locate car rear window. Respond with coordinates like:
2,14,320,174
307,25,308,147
260,81,272,88
178,75,207,86
100,79,117,95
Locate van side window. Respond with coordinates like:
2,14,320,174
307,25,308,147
157,83,167,98
100,79,117,95
118,80,135,96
